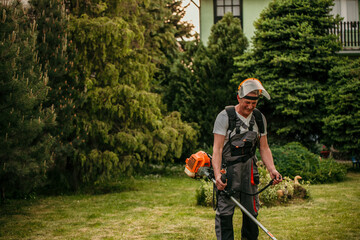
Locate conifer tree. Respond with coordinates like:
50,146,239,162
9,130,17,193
233,0,341,148
66,0,197,183
0,1,55,199
323,58,360,156
205,13,248,140
138,0,194,95
163,13,248,145
29,0,83,189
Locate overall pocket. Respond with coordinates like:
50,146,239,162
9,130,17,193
230,131,258,157
230,138,246,156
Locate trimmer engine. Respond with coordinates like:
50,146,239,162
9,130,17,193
184,151,211,178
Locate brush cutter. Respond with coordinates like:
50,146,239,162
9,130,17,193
185,151,278,240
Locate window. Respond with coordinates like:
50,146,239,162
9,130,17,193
331,0,359,22
214,0,242,25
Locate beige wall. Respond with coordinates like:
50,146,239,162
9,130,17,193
200,0,271,46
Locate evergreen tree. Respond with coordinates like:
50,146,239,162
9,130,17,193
205,13,248,142
29,0,82,190
162,38,206,141
0,1,56,199
233,0,341,148
163,13,248,145
67,0,197,183
323,58,360,156
140,0,194,96
137,0,198,158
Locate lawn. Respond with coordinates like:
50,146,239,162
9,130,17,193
0,166,359,240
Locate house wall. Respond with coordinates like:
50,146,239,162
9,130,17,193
199,0,214,45
243,0,271,44
200,0,271,45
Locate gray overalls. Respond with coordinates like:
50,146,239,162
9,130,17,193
215,106,261,240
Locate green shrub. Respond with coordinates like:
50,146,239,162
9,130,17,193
258,165,310,205
270,142,347,183
196,179,213,207
314,158,347,183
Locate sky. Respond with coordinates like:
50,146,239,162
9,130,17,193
181,0,200,34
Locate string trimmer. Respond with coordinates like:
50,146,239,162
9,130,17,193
185,151,278,240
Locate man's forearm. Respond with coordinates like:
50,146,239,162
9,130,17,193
212,149,222,179
260,147,276,172
212,134,225,179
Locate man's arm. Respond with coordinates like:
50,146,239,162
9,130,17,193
259,135,282,185
212,133,227,190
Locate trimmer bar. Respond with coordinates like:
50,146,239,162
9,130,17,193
185,151,278,240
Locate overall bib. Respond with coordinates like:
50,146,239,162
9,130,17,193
215,107,260,240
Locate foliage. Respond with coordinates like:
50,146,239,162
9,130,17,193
162,12,248,145
196,179,213,207
323,58,360,157
66,0,198,184
139,0,193,67
233,0,341,148
161,39,208,146
257,166,310,205
0,0,199,198
29,0,83,190
0,1,56,199
271,142,347,183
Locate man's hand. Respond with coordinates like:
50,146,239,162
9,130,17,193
215,174,227,191
270,170,282,185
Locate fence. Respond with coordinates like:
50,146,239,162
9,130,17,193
330,21,360,49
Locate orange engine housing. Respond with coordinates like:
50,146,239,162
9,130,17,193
184,151,211,178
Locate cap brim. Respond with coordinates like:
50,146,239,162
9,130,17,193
239,79,271,100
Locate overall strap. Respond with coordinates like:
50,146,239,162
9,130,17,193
225,106,250,134
248,114,256,131
225,106,238,134
252,108,264,136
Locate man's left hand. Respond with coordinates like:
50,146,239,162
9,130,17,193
270,170,282,185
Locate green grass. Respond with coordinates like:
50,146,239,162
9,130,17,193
0,167,360,240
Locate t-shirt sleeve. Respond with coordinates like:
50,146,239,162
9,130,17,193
213,110,229,136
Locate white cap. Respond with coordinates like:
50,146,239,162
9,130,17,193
238,78,271,100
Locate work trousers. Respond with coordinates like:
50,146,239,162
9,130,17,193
215,192,259,240
215,157,260,240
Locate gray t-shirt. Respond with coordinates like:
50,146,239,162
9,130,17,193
213,109,267,146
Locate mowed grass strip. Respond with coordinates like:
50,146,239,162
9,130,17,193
1,170,359,240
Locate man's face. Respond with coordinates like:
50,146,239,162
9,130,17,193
237,93,258,117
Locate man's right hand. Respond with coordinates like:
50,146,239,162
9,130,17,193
215,174,227,191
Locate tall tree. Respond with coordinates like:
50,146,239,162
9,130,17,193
205,12,248,134
67,0,197,184
163,12,248,145
233,0,341,148
323,58,360,157
140,0,194,95
0,1,55,199
30,0,82,189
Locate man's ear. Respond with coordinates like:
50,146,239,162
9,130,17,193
237,94,241,102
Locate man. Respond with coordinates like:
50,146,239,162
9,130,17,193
212,78,282,240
